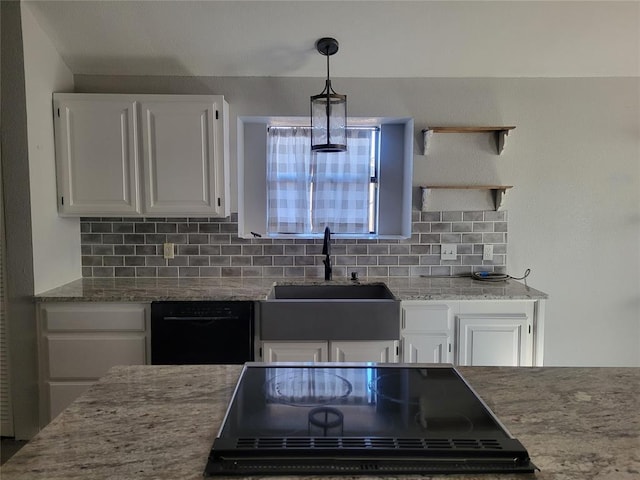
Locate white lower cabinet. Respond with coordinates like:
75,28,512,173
401,299,543,367
38,302,149,425
261,340,399,363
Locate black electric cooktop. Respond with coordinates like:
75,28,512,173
205,363,536,476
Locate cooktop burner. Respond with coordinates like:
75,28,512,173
204,363,537,476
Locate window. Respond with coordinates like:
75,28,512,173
238,116,413,240
266,126,379,236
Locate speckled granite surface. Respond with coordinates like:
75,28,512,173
35,276,547,302
1,365,637,479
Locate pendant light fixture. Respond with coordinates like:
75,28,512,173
310,37,347,152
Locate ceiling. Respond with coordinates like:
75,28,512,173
24,0,639,78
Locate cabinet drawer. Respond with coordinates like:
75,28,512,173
458,300,534,317
47,336,146,379
402,304,452,331
262,341,327,363
44,304,146,332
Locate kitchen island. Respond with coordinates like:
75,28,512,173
1,365,637,480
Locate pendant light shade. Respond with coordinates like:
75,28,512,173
310,37,347,152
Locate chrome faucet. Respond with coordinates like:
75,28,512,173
322,226,332,281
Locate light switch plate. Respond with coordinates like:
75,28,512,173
441,244,457,260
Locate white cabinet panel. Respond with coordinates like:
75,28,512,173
47,336,146,379
402,333,451,363
402,303,453,331
262,341,327,362
330,340,398,363
54,96,140,215
141,99,227,216
48,382,93,420
261,340,399,363
456,314,529,366
44,304,146,331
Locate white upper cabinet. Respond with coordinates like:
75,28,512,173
54,96,141,215
140,98,228,216
53,94,230,217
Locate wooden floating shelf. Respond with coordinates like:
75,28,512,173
420,185,513,211
422,126,516,155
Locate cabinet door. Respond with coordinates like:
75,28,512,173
330,340,399,363
456,314,529,366
400,302,454,363
262,341,327,362
141,98,227,216
48,382,93,421
402,333,451,363
53,95,140,215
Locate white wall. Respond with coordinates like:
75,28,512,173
21,3,80,294
76,75,640,367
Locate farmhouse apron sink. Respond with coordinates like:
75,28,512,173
259,283,400,341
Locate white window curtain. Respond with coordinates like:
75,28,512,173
267,127,312,233
267,127,373,235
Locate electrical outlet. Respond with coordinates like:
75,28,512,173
483,244,494,261
163,242,175,259
441,244,457,260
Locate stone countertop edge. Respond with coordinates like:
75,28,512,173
2,365,638,480
34,276,548,302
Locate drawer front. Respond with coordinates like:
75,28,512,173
402,303,453,332
47,335,146,379
44,304,147,332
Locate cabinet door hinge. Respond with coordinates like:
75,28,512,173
215,110,219,120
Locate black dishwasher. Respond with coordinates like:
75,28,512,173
151,301,254,365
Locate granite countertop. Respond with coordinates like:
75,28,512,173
35,276,548,302
2,365,637,480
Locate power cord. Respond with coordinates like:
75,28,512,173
471,268,531,282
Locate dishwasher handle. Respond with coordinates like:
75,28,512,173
162,316,240,321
